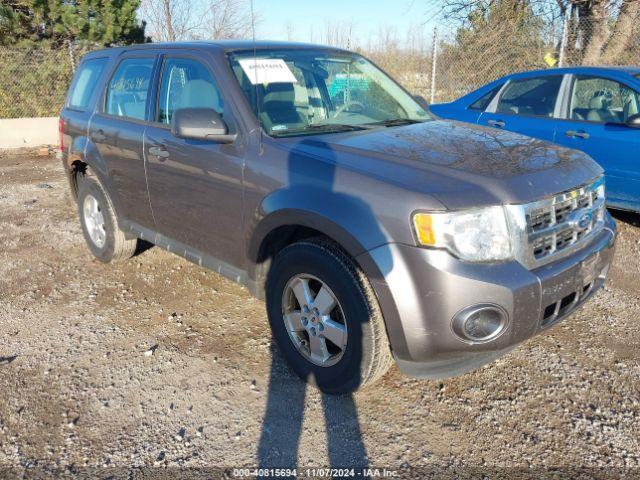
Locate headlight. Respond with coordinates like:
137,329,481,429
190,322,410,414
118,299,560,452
413,206,513,262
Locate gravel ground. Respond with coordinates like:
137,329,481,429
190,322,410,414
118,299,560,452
0,150,639,479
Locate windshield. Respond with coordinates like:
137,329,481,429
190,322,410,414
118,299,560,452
228,49,430,137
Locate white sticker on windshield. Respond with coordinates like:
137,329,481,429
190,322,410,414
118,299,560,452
239,59,298,85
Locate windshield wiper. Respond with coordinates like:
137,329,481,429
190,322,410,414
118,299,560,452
277,123,371,136
365,118,426,127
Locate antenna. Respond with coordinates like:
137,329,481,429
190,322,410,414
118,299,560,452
249,0,263,154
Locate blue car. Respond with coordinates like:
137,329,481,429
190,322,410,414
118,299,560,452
430,67,640,212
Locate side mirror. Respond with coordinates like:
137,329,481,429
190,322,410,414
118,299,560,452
626,113,640,129
171,108,236,143
414,95,429,110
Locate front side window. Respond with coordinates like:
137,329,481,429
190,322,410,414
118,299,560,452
68,57,108,110
157,58,224,125
105,58,154,120
496,76,562,117
469,84,502,111
570,75,640,124
228,49,430,137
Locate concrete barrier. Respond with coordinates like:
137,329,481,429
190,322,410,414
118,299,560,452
0,117,59,149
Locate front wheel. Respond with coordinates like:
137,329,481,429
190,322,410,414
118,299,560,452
266,240,392,394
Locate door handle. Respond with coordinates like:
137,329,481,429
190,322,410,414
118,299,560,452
488,120,506,128
565,130,590,139
92,129,106,142
148,146,170,159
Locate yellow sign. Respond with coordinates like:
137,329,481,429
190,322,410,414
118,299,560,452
544,52,558,68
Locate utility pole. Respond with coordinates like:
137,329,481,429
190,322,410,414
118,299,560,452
559,4,571,68
429,27,438,104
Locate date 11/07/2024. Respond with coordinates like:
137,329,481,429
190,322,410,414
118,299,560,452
232,468,399,477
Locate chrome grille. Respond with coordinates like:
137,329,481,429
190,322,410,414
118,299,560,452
505,177,606,269
527,178,605,263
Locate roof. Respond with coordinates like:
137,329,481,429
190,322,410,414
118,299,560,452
508,65,640,77
86,40,351,57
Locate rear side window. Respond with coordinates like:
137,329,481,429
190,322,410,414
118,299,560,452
68,58,108,110
469,84,502,111
157,58,224,125
105,58,155,121
496,76,562,117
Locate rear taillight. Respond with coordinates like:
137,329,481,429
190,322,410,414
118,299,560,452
58,118,65,152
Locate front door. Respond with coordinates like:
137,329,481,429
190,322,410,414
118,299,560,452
144,54,245,267
554,74,640,211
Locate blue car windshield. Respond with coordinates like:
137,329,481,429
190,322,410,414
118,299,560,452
228,49,430,137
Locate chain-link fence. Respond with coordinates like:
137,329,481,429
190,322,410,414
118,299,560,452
1,3,639,119
431,20,558,103
0,47,77,119
428,3,640,103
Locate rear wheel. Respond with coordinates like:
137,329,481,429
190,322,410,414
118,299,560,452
266,239,392,394
77,174,137,263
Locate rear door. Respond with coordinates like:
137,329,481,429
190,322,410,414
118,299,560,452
479,75,564,143
61,56,110,159
430,83,504,124
460,84,504,124
144,52,245,267
554,74,640,210
88,53,159,230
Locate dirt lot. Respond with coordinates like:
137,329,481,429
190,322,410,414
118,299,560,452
1,150,639,478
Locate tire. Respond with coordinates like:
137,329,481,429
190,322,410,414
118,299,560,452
76,174,137,263
266,239,392,394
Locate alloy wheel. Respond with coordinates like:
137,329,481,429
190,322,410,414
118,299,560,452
83,194,106,248
281,274,348,367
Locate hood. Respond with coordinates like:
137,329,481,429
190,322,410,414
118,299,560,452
282,119,603,210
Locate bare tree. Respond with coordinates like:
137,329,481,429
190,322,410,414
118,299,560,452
285,21,295,41
567,0,640,65
140,0,199,42
575,0,611,64
321,20,355,48
601,0,640,61
365,24,431,98
437,0,640,65
204,0,256,39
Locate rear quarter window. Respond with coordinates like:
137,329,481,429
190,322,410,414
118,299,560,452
68,58,109,111
469,84,503,111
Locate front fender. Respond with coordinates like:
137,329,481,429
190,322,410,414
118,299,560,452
248,184,392,262
246,187,399,349
249,208,365,263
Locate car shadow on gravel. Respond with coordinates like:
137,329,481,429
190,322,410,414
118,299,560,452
610,208,640,227
134,239,155,256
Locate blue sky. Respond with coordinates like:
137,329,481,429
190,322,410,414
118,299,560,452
253,0,438,46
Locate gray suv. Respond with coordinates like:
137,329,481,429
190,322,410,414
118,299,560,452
60,41,616,393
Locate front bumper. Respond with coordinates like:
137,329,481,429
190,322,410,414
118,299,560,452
357,213,616,379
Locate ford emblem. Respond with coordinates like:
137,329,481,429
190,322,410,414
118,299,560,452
567,208,593,230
